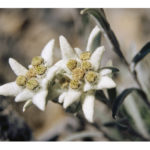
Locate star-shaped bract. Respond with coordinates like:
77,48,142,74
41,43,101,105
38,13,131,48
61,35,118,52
58,26,116,122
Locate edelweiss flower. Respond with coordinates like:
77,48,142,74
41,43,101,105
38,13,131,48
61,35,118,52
0,39,56,111
58,26,116,122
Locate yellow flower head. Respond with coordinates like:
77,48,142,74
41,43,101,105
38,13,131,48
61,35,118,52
72,67,85,81
70,80,80,89
81,61,92,71
16,75,27,86
31,56,44,66
85,71,97,83
26,78,39,90
67,59,77,71
80,52,91,61
26,68,37,79
34,65,47,75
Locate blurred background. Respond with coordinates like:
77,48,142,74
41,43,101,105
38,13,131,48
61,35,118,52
1,9,150,141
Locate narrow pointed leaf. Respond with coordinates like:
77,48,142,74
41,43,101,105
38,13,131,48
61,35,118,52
66,101,81,113
112,88,150,119
103,120,128,130
107,88,117,105
131,42,150,70
95,90,109,105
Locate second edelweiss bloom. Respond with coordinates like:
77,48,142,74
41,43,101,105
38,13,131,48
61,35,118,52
58,26,116,122
0,39,56,111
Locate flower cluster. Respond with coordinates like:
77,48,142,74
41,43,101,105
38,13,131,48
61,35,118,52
0,26,116,122
0,39,55,111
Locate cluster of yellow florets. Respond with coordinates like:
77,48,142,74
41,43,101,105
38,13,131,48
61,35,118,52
69,79,80,89
16,56,47,90
80,52,91,61
67,59,77,71
72,67,85,81
16,75,27,86
85,71,97,83
81,61,92,71
64,51,97,89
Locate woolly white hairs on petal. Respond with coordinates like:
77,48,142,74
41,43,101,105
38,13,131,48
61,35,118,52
15,89,34,102
96,76,116,90
74,48,82,57
90,46,105,71
63,89,81,109
0,82,22,96
83,81,94,92
58,92,67,103
82,94,95,123
46,61,63,81
41,39,55,67
59,35,77,60
32,90,48,111
100,60,113,76
100,69,112,76
86,26,101,52
9,58,28,76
